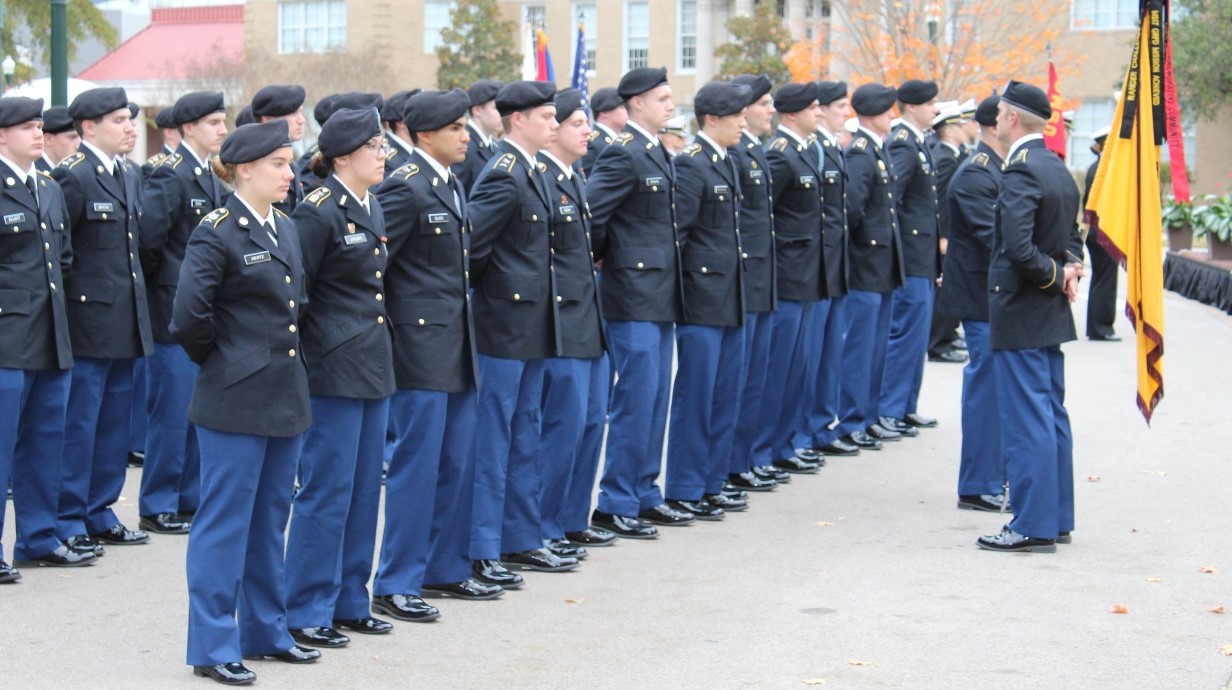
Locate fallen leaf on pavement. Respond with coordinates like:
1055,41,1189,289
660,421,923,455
802,679,827,686
1087,475,1101,482
815,521,835,527
1209,606,1225,614
1220,644,1232,656
1199,566,1219,574
564,598,587,604
1131,528,1139,533
1110,603,1129,614
1145,577,1164,583
848,659,872,666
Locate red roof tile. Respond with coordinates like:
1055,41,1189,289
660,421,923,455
79,5,245,82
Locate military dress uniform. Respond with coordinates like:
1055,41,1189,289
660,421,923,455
927,134,966,361
253,84,308,217
383,131,416,179
454,79,503,194
1083,139,1119,340
579,87,623,176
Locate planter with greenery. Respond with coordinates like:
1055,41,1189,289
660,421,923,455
1162,196,1195,252
1193,193,1232,261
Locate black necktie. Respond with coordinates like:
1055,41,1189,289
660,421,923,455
449,176,464,217
113,164,126,200
25,175,39,213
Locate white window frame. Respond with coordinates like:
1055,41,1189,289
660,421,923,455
277,0,347,55
624,0,650,72
677,0,697,73
424,0,455,55
1070,0,1140,31
573,1,598,76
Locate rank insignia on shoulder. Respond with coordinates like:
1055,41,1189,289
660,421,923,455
62,152,86,169
494,153,517,170
853,138,868,150
588,130,601,142
537,162,548,173
972,152,990,167
398,163,421,179
305,187,332,207
769,138,788,152
37,168,54,179
615,133,635,146
274,208,288,218
683,143,702,157
894,128,910,142
1013,149,1029,164
166,153,183,168
202,208,229,227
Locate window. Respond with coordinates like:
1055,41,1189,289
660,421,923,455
1071,0,1140,30
678,0,697,72
424,1,454,54
524,3,546,30
574,2,598,73
625,1,649,71
1068,99,1115,170
278,0,346,54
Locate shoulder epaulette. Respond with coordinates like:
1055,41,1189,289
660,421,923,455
1012,148,1029,164
305,186,332,207
61,152,86,169
397,163,420,180
972,152,990,167
493,153,517,170
769,137,788,152
615,133,635,147
273,208,289,219
683,143,703,157
893,128,910,142
588,130,601,142
165,152,184,169
202,208,228,227
36,168,53,179
386,147,400,161
147,152,168,167
853,137,868,150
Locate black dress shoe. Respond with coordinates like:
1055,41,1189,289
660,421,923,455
65,534,106,557
193,662,255,685
243,645,321,663
817,439,860,456
370,594,441,622
290,626,350,648
957,494,1007,512
903,413,938,428
473,558,527,587
127,451,145,468
666,498,725,521
0,560,21,584
976,525,1056,553
952,337,968,350
421,578,504,600
591,509,660,539
878,417,919,437
1089,333,1121,342
795,447,823,462
140,512,191,534
332,616,394,634
704,493,748,512
752,464,789,483
546,538,589,560
16,544,96,568
728,471,776,492
500,548,579,572
928,349,969,363
1057,531,1072,544
720,482,748,500
91,523,150,545
772,456,821,474
865,423,902,441
841,431,882,451
565,528,617,546
637,503,695,526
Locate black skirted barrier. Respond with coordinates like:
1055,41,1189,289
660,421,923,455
1164,251,1232,315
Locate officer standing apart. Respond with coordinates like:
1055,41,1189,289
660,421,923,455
138,91,228,536
939,95,1010,513
284,107,396,648
38,106,79,174
0,97,86,579
579,87,626,176
374,89,504,615
977,81,1083,553
174,120,319,684
252,84,307,216
53,87,153,555
585,67,687,537
1083,125,1119,342
456,79,503,194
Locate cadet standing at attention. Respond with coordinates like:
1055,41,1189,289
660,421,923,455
380,89,421,178
579,87,626,176
251,84,307,216
455,79,503,194
140,107,179,183
926,102,971,366
38,106,78,174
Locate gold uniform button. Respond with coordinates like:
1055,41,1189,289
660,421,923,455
377,316,385,324
871,240,878,246
288,349,296,357
636,262,644,269
47,262,53,270
375,294,384,302
127,233,133,240
742,253,749,259
80,295,87,302
289,300,296,308
131,272,137,280
513,293,521,301
700,267,708,274
911,230,919,235
463,249,468,257
418,318,426,326
375,271,382,279
44,242,50,250
41,222,47,229
373,248,380,256
102,213,108,220
285,276,292,284
50,282,56,290
289,325,297,333
556,295,562,303
566,216,573,222
435,228,441,235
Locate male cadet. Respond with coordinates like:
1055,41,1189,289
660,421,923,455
663,80,750,521
467,80,581,578
835,83,906,451
585,66,687,537
141,107,180,182
536,88,614,553
455,78,503,194
659,116,689,156
380,89,421,177
0,97,90,576
52,87,153,554
252,84,307,215
1083,125,1119,342
726,74,779,495
939,95,1009,514
751,81,825,477
926,102,971,364
137,91,227,535
374,89,504,614
795,80,859,458
579,86,625,176
977,81,1083,553
38,106,79,173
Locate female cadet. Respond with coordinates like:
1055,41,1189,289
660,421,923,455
171,120,318,686
283,108,396,646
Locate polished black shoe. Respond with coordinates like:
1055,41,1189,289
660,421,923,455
638,503,695,526
866,423,902,441
421,578,504,600
591,509,660,539
91,523,150,546
841,431,882,451
817,439,860,456
795,447,823,462
140,512,191,534
720,482,748,500
704,492,748,512
752,464,789,483
0,560,21,584
1089,333,1122,342
957,494,1007,512
728,471,777,491
501,548,579,572
1057,531,1072,544
928,349,969,363
16,544,96,568
565,528,617,546
773,455,821,474
666,498,725,521
878,417,919,437
243,645,321,663
545,538,588,560
976,525,1056,553
65,534,106,557
903,413,938,428
370,594,441,622
127,451,145,468
193,662,255,685
472,558,526,587
332,616,394,634
290,626,350,648
952,337,968,350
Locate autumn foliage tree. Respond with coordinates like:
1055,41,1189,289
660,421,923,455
714,1,793,86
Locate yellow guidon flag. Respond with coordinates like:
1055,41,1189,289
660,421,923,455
1085,0,1182,425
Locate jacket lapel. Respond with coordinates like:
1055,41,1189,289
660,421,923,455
83,148,127,207
179,143,221,205
627,125,674,181
3,175,39,215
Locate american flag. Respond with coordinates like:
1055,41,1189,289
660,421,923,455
570,21,590,116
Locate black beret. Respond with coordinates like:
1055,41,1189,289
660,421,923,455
219,120,291,165
318,108,382,158
68,87,129,121
0,97,44,128
334,92,384,113
251,84,306,118
590,87,623,114
42,106,74,134
235,105,255,127
313,94,339,126
732,75,772,106
974,95,1000,126
404,89,471,132
129,102,141,119
850,83,898,116
172,91,225,126
618,67,668,99
774,82,820,114
897,79,939,105
695,81,752,118
554,88,585,123
155,107,177,129
495,80,556,117
1000,80,1051,120
382,89,422,123
816,80,848,105
467,79,504,107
